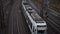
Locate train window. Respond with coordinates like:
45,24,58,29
33,26,34,32
37,25,41,27
23,3,29,5
37,25,46,27
30,23,32,29
48,0,60,13
29,20,32,29
36,21,44,23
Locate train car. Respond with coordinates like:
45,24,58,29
22,0,47,34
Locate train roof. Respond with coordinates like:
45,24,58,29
31,13,44,23
25,5,36,14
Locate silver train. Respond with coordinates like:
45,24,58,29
22,0,47,34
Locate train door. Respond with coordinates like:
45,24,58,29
32,26,37,34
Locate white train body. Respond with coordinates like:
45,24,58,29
22,0,47,34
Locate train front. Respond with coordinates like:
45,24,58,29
36,21,47,34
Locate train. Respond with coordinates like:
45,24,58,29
22,0,47,34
